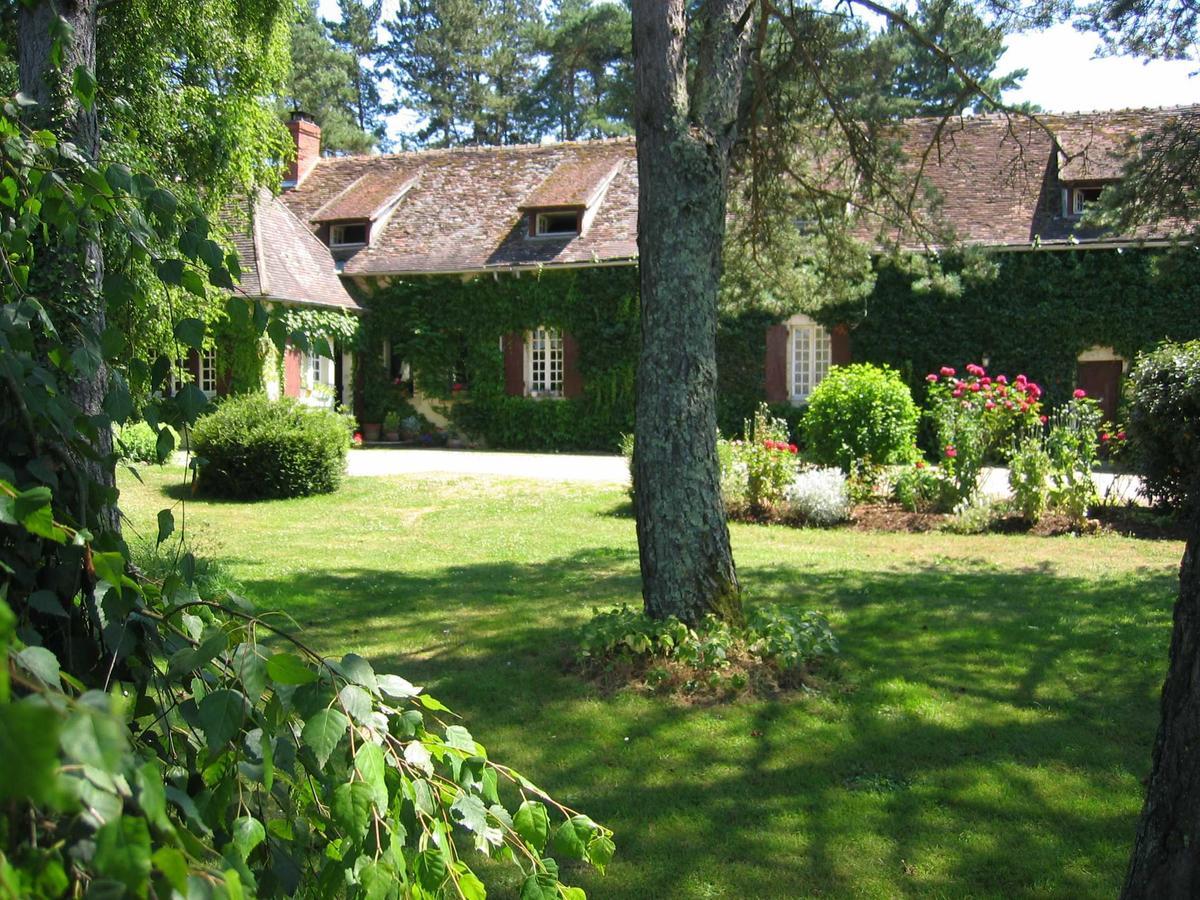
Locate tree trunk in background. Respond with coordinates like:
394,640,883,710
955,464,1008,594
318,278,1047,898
630,0,752,625
1122,519,1200,898
18,0,117,537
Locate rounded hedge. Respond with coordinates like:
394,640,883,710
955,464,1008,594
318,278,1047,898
1128,340,1200,512
191,394,350,499
802,363,919,471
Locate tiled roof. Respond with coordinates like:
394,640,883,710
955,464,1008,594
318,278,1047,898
223,190,360,311
519,156,623,210
312,170,417,223
274,107,1193,277
280,139,637,275
854,105,1197,249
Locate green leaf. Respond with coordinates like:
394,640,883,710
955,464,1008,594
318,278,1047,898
157,258,184,286
552,818,587,861
338,683,373,724
416,693,451,712
93,816,151,891
15,646,60,687
331,780,374,841
173,317,206,351
231,815,265,860
0,702,61,804
137,761,171,832
198,689,246,750
513,801,549,852
266,652,317,685
181,268,207,298
175,383,209,423
519,868,559,900
444,724,476,753
91,551,125,595
0,176,16,208
156,508,175,545
587,833,615,872
151,847,189,893
338,652,378,693
302,707,349,768
27,589,67,619
232,643,266,700
413,849,447,892
458,871,487,900
14,486,65,544
377,674,421,699
354,742,388,814
71,65,97,111
105,163,133,195
155,425,176,463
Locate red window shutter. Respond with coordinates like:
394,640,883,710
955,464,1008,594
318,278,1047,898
831,324,852,366
185,349,201,383
562,332,583,398
284,346,301,398
502,332,525,397
764,324,789,403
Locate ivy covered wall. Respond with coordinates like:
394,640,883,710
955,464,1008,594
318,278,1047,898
354,245,1200,451
851,245,1200,405
357,267,639,451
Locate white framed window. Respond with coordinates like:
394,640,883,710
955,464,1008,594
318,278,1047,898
1070,186,1104,216
198,348,217,396
330,221,368,247
533,211,579,237
788,315,831,404
526,327,563,397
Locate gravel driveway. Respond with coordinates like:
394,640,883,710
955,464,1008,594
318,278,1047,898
346,448,629,483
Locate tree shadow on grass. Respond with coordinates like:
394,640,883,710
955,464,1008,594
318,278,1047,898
236,550,1176,899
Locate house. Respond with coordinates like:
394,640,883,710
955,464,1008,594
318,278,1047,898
251,107,1198,446
205,186,360,408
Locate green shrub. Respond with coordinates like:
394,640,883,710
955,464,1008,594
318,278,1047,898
1045,395,1102,524
803,364,919,472
576,604,838,696
891,462,957,513
1128,340,1200,512
191,394,349,499
113,420,177,464
1008,426,1052,521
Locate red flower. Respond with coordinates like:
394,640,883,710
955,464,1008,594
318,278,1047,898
969,382,981,392
985,401,996,410
915,460,926,469
940,366,956,377
788,443,798,454
452,382,465,392
926,373,938,382
966,363,985,377
944,445,958,458
996,374,1008,385
1117,431,1127,440
1040,415,1048,424
1073,388,1087,399
1100,432,1110,442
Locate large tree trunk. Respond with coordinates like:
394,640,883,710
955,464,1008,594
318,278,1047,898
630,0,752,624
1122,518,1200,897
18,0,117,538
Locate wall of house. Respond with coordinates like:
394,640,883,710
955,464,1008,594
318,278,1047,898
355,244,1200,450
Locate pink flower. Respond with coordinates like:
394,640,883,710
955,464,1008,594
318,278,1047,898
940,366,956,377
966,363,985,377
788,443,798,454
996,374,1008,385
1028,384,1042,400
1100,432,1110,442
1117,431,1127,440
1073,388,1087,399
985,401,996,410
952,388,963,398
969,382,981,393
1040,415,1048,424
981,376,992,386
944,445,958,458
926,373,938,383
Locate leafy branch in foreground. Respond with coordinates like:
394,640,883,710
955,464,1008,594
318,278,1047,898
0,82,610,897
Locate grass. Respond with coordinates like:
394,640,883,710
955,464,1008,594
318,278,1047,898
119,465,1183,899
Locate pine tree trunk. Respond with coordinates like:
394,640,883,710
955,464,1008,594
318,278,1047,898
630,0,752,625
1122,517,1200,897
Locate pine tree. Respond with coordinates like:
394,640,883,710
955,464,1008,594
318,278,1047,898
286,0,376,154
382,0,542,146
326,0,391,149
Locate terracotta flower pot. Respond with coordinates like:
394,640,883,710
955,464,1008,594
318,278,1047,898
363,423,381,442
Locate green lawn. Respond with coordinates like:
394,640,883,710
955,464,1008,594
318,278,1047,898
119,466,1181,899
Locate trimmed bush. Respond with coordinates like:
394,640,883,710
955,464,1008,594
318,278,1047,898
191,394,350,499
1128,340,1200,511
802,364,919,472
113,421,177,465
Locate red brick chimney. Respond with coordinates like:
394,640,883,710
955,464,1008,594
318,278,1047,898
285,110,321,188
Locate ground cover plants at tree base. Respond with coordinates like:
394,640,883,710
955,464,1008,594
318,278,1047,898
575,604,839,698
0,95,609,898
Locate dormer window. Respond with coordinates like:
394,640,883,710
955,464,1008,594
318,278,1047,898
330,221,368,247
1065,186,1105,218
533,211,581,237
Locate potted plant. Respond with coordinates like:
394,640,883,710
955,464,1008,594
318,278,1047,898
383,411,401,442
362,421,381,442
400,414,421,442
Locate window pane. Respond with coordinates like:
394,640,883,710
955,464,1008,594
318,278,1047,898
529,327,563,394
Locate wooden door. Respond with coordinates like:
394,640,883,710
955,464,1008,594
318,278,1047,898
1076,360,1123,422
